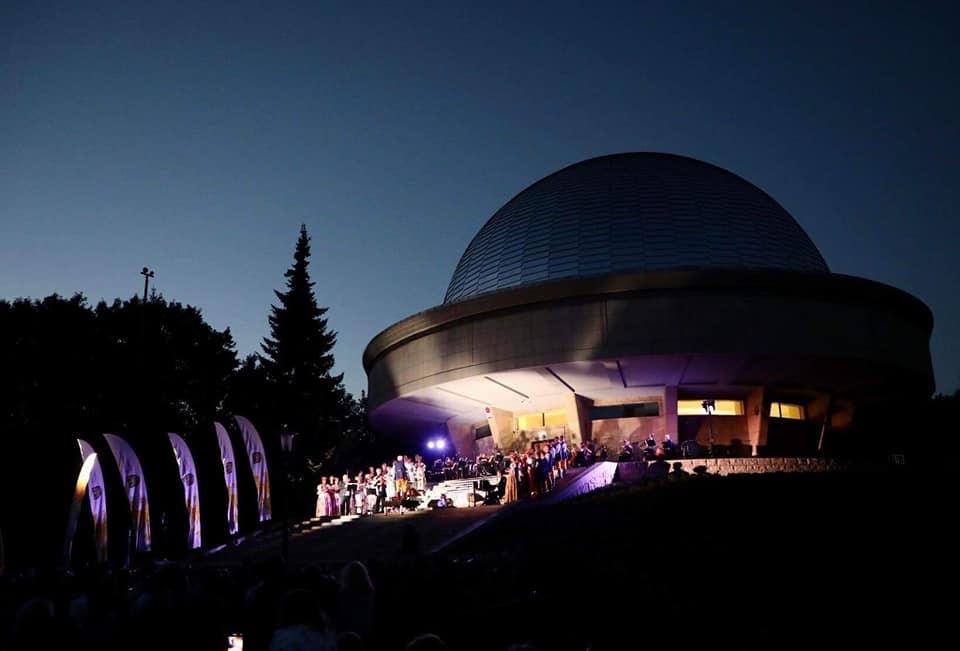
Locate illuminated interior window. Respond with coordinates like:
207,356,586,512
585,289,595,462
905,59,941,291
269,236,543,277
769,402,805,420
677,399,744,416
544,409,567,427
517,413,543,431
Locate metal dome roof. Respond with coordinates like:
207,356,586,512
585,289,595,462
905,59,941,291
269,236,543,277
444,153,828,304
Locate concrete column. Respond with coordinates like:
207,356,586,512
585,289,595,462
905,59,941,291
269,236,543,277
484,406,518,452
664,385,679,444
746,387,767,456
561,393,593,444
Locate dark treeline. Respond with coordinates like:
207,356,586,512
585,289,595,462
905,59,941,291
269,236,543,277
0,293,236,436
0,226,399,569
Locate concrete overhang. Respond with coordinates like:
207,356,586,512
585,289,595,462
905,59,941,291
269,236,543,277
364,270,935,435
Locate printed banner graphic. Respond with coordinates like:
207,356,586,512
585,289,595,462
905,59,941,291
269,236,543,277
103,434,152,552
235,415,272,522
167,432,202,549
214,421,239,535
64,439,109,564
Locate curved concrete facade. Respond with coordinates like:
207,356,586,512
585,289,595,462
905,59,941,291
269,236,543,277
365,269,933,456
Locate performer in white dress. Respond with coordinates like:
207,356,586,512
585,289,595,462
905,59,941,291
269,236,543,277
385,463,396,502
316,477,328,517
354,473,366,515
413,455,426,493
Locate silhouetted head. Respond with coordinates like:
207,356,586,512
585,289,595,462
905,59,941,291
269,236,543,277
339,561,374,597
278,588,328,630
404,633,448,651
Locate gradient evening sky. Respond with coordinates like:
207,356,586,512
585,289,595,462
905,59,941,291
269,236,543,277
2,0,958,397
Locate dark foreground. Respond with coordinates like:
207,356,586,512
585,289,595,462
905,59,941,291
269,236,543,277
1,468,944,650
386,468,945,650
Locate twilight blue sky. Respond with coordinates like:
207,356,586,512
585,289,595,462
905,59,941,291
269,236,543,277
2,0,958,397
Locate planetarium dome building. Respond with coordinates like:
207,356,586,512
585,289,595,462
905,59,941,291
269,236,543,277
364,153,934,457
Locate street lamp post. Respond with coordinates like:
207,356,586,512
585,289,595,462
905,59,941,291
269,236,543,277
140,267,154,302
279,431,296,563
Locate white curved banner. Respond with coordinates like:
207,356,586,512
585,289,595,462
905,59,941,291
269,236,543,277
167,433,202,549
103,434,151,553
235,415,272,522
64,439,108,564
214,421,239,535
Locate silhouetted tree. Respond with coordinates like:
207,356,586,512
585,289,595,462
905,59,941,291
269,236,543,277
0,293,237,438
0,293,98,435
260,225,347,459
224,354,272,424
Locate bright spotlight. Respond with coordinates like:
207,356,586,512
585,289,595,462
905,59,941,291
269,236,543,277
427,440,435,450
436,439,446,450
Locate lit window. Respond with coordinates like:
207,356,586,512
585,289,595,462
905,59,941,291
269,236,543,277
517,413,543,431
544,409,567,427
769,402,805,420
677,400,744,416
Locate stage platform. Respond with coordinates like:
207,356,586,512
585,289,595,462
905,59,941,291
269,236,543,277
202,466,593,566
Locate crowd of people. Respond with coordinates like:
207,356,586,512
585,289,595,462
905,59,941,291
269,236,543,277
315,434,683,517
0,556,551,651
315,437,583,517
427,437,617,483
315,456,428,518
615,432,678,461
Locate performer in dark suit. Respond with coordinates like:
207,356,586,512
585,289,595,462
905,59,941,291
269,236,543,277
662,433,677,458
340,473,353,515
496,471,507,502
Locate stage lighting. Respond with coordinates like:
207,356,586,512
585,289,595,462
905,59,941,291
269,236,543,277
436,439,446,450
427,440,435,450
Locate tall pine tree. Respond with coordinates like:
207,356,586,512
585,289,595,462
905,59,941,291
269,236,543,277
261,225,346,457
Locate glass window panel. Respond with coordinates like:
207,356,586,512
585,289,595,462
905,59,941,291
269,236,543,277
544,409,567,427
769,402,805,420
517,413,543,431
678,399,744,416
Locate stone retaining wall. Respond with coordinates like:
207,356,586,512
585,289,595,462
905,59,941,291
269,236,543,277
616,456,843,483
544,461,618,503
